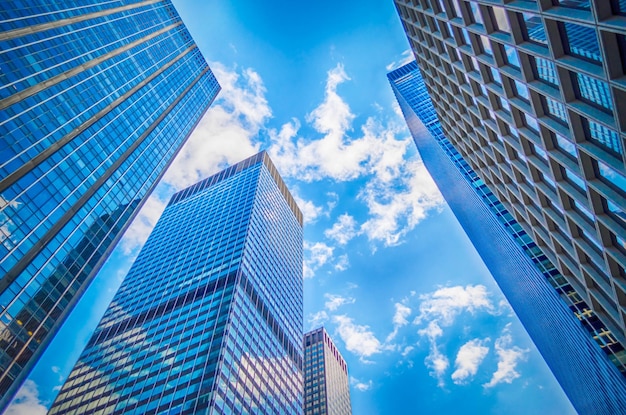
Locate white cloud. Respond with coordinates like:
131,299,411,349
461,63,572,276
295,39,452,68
303,241,334,278
414,285,495,327
324,294,356,311
293,194,324,224
424,344,450,388
324,214,358,245
308,310,329,329
451,339,490,384
350,377,373,392
386,302,412,342
120,195,168,255
334,254,350,271
163,62,266,190
402,346,414,357
5,380,47,415
484,328,528,388
386,49,415,71
334,315,382,360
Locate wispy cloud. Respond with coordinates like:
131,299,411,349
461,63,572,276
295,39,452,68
303,241,334,279
452,339,490,384
308,310,329,329
5,380,47,415
325,213,358,245
386,49,415,71
334,254,350,272
293,194,325,224
324,294,356,311
386,302,412,342
484,327,528,388
334,315,382,360
350,376,373,392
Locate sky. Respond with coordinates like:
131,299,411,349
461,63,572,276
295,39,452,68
7,1,577,414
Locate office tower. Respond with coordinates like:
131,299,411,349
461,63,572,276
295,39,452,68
389,60,626,413
304,327,352,415
49,152,304,415
0,1,220,410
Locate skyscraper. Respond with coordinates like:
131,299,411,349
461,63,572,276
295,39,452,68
389,60,626,414
0,1,220,409
304,327,352,415
49,152,304,415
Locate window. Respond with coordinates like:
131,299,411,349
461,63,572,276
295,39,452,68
584,119,623,156
491,7,510,33
562,22,601,63
522,13,548,46
513,79,530,101
524,113,540,132
543,96,568,125
533,57,559,86
480,35,492,56
574,73,613,112
553,132,577,159
490,67,502,85
597,160,626,194
468,2,483,26
556,0,590,10
503,44,520,68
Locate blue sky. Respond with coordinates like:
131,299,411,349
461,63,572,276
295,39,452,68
8,1,577,414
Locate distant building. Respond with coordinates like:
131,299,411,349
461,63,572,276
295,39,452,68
388,3,626,408
304,327,352,415
49,152,304,414
0,1,220,409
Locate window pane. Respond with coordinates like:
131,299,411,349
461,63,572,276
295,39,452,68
490,67,502,85
523,13,548,45
492,7,510,33
504,44,520,68
514,79,530,100
554,133,577,159
544,97,568,124
563,22,601,63
598,160,626,193
585,120,623,155
557,0,591,10
534,57,559,86
468,2,483,25
480,35,492,56
575,73,613,112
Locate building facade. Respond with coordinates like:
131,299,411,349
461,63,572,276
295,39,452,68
0,1,220,409
389,60,626,414
49,152,304,415
304,328,352,415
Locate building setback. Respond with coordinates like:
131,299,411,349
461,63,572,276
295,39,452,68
49,152,304,414
304,327,352,415
0,1,220,409
391,0,626,412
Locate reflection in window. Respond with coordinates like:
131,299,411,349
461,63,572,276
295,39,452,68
585,120,623,156
514,79,530,101
563,22,601,63
598,160,626,193
575,73,613,112
554,133,577,159
524,113,540,132
468,2,483,25
612,0,626,16
504,44,520,68
452,0,464,19
480,36,492,56
544,97,568,124
607,200,626,225
564,168,587,192
523,13,548,45
491,6,510,33
490,67,502,85
461,28,472,45
534,57,559,86
558,0,590,9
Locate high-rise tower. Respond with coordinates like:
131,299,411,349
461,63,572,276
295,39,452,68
304,327,352,415
49,152,304,415
0,1,220,409
389,59,626,415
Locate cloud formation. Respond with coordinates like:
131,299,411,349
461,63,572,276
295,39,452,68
324,214,358,245
334,315,382,360
452,339,490,384
303,241,334,279
5,380,47,415
484,328,528,388
324,294,356,311
386,302,412,342
350,377,373,392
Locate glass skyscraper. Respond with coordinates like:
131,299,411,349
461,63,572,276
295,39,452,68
0,1,220,410
304,327,352,415
389,60,626,414
391,0,626,411
49,152,304,415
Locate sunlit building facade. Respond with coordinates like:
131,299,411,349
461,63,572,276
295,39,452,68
304,327,352,415
0,0,220,409
391,0,626,412
49,152,304,415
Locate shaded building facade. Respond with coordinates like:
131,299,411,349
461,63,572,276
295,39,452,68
49,152,304,414
304,328,351,415
388,58,626,414
0,0,219,409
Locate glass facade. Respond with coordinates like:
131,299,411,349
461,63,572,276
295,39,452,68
0,1,220,410
388,61,626,414
304,328,351,415
48,152,304,415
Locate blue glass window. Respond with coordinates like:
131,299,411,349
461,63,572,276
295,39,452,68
585,120,623,155
554,133,577,159
523,13,548,45
452,0,464,18
504,44,520,68
480,36,493,56
524,113,540,132
612,0,626,16
468,2,483,25
513,79,530,101
543,97,568,124
562,22,601,63
491,7,510,33
534,57,559,86
598,160,626,193
557,0,591,10
575,73,613,112
490,67,502,85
